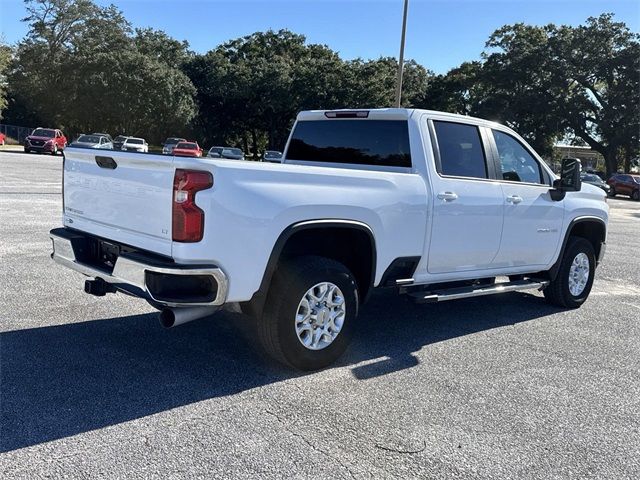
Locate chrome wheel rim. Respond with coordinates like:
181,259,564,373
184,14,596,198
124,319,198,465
295,282,346,351
568,252,590,296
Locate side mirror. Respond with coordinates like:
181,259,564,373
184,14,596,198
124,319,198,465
550,158,582,201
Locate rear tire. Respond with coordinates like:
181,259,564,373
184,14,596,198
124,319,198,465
258,256,359,370
544,237,595,308
608,186,616,197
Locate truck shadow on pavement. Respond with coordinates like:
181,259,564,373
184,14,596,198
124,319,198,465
0,289,560,452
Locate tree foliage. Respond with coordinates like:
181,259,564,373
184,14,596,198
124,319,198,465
0,39,12,120
183,30,431,153
3,2,638,172
424,13,640,174
7,0,197,142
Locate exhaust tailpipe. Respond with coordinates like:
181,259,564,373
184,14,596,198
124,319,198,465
159,306,218,328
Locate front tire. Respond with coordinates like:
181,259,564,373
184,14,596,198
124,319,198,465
259,256,359,370
608,186,616,197
633,190,639,201
544,237,595,308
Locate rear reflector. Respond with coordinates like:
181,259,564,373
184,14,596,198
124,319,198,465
172,169,213,242
324,111,369,119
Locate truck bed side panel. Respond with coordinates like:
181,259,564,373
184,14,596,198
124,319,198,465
170,160,429,302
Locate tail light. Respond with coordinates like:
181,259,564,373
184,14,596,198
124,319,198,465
172,169,213,242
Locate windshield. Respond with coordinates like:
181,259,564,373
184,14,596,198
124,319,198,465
127,138,144,145
633,176,640,184
265,151,281,158
176,142,197,150
77,135,100,143
165,138,183,145
32,128,55,138
209,147,223,153
114,136,127,142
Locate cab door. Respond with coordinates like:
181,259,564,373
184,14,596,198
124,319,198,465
488,129,564,267
422,119,504,274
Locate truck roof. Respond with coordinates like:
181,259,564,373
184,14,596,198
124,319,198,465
297,108,502,127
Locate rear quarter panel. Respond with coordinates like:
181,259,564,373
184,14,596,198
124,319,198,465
171,158,429,302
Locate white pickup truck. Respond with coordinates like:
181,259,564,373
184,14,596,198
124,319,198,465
50,108,608,370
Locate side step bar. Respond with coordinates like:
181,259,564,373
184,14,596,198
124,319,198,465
407,279,549,304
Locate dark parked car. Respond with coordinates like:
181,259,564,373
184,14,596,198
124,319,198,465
221,147,244,160
607,173,640,200
580,173,610,194
113,135,128,150
262,150,283,163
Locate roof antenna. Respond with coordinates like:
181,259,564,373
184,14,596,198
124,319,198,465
394,0,409,108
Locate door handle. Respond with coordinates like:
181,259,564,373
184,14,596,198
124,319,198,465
506,195,523,204
437,191,458,201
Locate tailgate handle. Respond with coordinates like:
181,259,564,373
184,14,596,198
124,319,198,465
95,156,117,170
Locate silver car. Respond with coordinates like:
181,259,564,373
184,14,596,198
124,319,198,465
163,137,186,155
70,134,113,149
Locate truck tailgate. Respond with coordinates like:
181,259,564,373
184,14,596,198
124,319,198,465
63,148,175,256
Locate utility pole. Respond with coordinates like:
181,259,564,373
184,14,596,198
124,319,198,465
394,0,409,108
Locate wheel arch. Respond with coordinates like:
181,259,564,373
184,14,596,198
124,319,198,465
241,219,377,317
549,216,606,280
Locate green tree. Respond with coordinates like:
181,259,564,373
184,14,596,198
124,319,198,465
7,0,197,142
420,61,482,115
0,40,12,120
135,28,191,67
426,14,640,173
547,14,640,175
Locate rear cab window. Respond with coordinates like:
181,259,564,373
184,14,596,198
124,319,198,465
285,119,412,168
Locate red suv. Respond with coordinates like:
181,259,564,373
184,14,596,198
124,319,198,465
607,173,640,200
172,141,203,157
24,128,67,155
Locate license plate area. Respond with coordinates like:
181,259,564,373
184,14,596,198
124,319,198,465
96,240,121,271
75,238,124,274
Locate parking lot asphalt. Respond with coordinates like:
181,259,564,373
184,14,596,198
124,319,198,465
1,151,639,479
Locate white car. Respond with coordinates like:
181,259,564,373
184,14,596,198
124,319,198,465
51,108,608,370
121,137,148,153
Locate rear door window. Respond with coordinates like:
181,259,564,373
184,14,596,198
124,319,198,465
433,121,488,179
285,120,411,168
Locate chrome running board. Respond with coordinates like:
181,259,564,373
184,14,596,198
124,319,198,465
407,279,549,304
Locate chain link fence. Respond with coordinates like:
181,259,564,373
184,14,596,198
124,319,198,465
0,124,36,144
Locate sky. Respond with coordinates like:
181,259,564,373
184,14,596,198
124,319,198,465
0,0,638,73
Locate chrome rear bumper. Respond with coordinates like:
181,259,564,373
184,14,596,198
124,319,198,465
50,228,228,307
